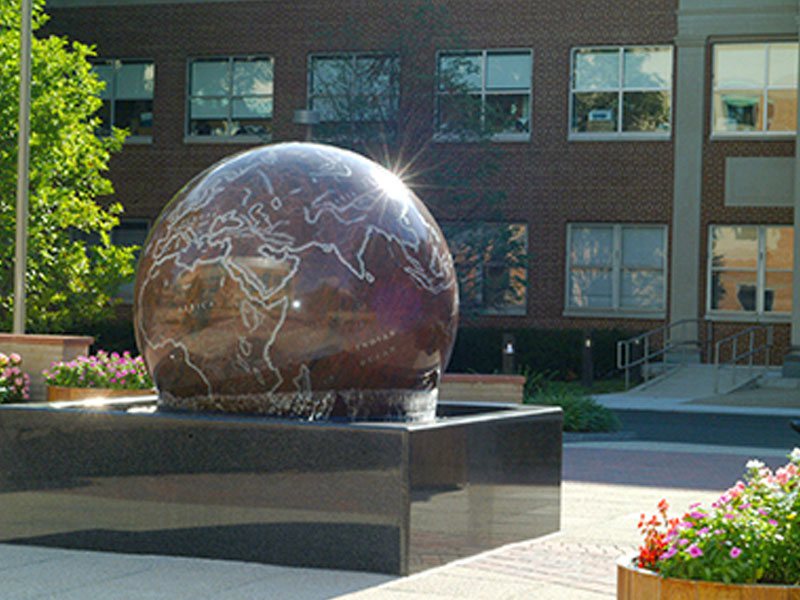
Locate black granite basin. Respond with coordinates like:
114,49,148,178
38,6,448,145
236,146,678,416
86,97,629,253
0,398,562,574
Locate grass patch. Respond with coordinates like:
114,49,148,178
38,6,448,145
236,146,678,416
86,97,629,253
526,384,621,433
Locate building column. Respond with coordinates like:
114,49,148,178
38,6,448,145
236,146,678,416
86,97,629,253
783,10,800,375
668,35,706,358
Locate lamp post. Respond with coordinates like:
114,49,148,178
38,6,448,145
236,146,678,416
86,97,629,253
13,0,32,334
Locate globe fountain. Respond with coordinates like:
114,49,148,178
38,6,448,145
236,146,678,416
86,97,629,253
0,143,562,575
134,142,458,422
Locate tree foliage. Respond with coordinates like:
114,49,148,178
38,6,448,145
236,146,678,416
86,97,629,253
0,0,135,333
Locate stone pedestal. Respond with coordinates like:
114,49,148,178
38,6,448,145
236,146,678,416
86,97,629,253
0,334,93,401
439,374,526,404
0,399,562,575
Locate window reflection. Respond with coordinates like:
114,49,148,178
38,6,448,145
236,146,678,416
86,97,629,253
441,222,528,315
437,49,532,138
309,53,400,143
93,59,155,138
709,225,793,314
188,57,273,138
571,46,672,136
567,224,666,313
713,43,798,134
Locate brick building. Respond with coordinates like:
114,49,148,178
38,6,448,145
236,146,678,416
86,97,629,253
44,0,800,370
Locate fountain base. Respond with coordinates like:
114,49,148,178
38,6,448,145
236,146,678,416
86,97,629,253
0,399,561,575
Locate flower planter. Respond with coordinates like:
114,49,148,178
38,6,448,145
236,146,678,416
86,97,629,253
617,556,800,599
46,386,156,403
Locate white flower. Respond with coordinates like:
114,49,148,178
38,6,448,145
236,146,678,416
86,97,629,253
746,459,765,471
790,448,800,464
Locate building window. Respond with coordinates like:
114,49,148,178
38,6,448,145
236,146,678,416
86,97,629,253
712,43,798,135
708,225,793,317
441,222,528,315
436,49,532,140
113,220,150,303
570,46,672,138
308,53,399,140
566,224,667,315
187,56,273,139
93,60,154,140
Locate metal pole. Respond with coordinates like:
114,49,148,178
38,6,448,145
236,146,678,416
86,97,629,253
13,0,33,334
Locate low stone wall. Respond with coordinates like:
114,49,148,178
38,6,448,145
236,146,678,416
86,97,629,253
440,373,526,404
0,334,93,402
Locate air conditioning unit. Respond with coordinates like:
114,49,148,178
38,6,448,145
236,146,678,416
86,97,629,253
586,108,615,132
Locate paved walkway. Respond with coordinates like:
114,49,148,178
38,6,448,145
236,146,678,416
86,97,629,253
0,440,794,599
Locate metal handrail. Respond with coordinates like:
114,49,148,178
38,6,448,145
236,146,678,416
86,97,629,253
713,325,773,393
617,319,712,389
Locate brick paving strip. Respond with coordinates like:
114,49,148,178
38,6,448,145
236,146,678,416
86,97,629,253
467,538,635,596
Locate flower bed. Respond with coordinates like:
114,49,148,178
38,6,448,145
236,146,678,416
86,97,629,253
0,352,30,403
631,449,800,587
43,350,153,391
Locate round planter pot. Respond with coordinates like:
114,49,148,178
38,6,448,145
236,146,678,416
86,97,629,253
617,555,800,599
46,386,156,403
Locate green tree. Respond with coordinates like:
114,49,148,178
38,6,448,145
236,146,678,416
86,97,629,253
308,0,528,319
0,0,135,333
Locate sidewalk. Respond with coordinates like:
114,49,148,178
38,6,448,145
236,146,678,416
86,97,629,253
0,440,794,599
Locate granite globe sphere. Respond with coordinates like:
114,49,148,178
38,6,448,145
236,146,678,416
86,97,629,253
134,142,458,421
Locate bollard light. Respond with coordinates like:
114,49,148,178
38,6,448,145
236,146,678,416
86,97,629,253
502,333,516,374
581,331,593,389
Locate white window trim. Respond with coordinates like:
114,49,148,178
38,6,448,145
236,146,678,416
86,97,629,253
568,45,673,142
434,48,533,143
706,224,793,321
710,41,798,139
185,55,274,143
563,223,668,319
94,58,155,145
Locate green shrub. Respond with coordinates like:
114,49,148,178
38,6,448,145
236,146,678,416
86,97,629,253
527,385,620,433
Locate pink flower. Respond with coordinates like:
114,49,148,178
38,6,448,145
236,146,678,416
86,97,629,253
9,353,21,363
730,547,741,559
661,546,678,560
688,545,703,558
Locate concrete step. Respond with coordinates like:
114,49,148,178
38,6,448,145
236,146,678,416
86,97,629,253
632,364,762,398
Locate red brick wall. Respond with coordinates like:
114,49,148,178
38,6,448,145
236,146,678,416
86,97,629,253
47,0,677,337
